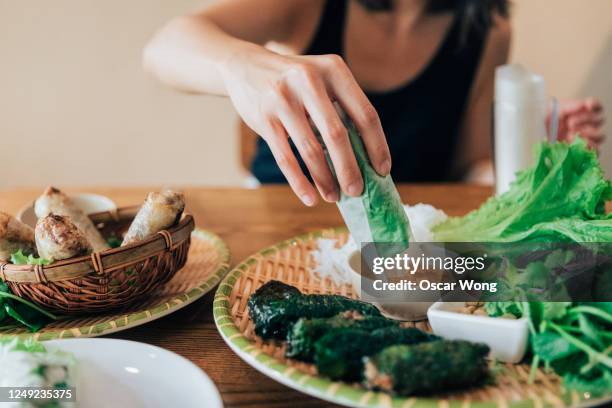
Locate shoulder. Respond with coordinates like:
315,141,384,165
467,13,512,98
484,12,512,65
200,0,325,44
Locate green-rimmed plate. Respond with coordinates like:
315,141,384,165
214,228,610,408
1,229,230,341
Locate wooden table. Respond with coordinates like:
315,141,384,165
0,185,492,408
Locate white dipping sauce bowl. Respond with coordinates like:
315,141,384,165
18,193,117,228
428,301,529,363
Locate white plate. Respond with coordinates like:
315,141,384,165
17,193,117,228
45,339,223,408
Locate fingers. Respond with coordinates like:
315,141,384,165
556,98,606,149
262,119,318,206
583,97,603,114
559,98,604,117
274,87,339,202
317,54,391,176
289,63,363,197
575,125,605,148
567,112,604,130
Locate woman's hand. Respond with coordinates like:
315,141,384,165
548,98,605,149
221,48,391,206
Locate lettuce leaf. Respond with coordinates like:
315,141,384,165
10,250,51,266
433,138,612,242
0,337,47,353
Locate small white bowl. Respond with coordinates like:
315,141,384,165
17,193,117,228
427,301,529,363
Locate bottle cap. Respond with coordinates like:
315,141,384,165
495,64,546,105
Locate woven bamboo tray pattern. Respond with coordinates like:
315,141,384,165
0,229,230,341
214,228,610,408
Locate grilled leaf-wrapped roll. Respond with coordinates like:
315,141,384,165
34,187,109,252
0,212,37,262
35,214,93,262
314,326,438,381
122,190,185,246
364,340,490,395
286,312,398,361
247,280,381,340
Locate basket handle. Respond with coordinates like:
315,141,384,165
91,252,105,275
157,230,174,249
0,263,7,282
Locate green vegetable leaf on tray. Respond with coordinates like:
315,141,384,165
433,138,612,242
487,300,612,397
107,235,122,249
10,249,51,266
1,280,57,333
0,336,46,352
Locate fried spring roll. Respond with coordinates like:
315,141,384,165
34,187,109,252
0,212,37,262
35,214,92,262
121,190,185,246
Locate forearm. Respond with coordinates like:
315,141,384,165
143,15,268,96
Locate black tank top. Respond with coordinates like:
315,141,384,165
251,0,488,183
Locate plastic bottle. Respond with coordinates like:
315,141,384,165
494,64,547,195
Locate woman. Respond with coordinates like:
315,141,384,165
144,0,604,206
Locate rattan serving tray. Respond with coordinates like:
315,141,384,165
214,228,611,408
1,229,230,340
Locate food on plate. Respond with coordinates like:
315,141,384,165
0,338,76,406
35,214,93,262
122,190,185,246
0,187,192,333
35,186,109,252
285,312,398,361
247,280,381,340
454,301,502,317
364,340,490,395
335,118,412,254
486,301,612,396
246,280,493,396
433,138,612,242
0,212,37,262
314,326,438,381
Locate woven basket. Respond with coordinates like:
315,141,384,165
0,206,195,315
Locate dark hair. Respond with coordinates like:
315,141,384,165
357,0,509,34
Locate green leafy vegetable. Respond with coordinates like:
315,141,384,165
107,235,122,248
0,336,47,352
487,300,612,396
433,138,612,242
10,249,51,266
0,282,57,332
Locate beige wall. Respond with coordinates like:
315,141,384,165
0,0,611,189
0,0,242,189
511,0,612,170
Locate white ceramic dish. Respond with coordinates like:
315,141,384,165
17,193,117,228
45,338,223,408
427,301,529,363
